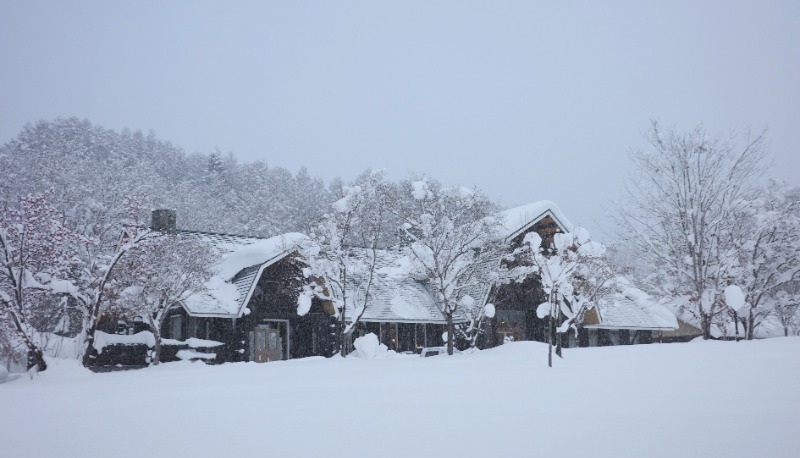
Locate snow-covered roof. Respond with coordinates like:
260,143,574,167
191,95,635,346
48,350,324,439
499,200,574,242
586,282,678,331
343,249,468,324
179,231,309,318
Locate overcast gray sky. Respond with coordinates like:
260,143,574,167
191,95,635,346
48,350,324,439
2,1,798,236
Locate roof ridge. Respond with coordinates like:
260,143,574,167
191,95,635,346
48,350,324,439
177,228,270,240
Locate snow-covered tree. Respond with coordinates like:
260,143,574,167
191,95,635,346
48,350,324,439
726,181,800,338
0,318,26,372
616,122,768,339
398,178,505,355
0,118,335,240
70,196,159,367
772,284,800,337
113,234,215,365
516,228,607,367
0,191,80,371
301,171,391,356
457,298,497,348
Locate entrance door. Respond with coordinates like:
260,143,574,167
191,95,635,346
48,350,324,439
253,326,283,362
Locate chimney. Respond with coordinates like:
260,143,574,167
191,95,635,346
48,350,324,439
151,209,177,234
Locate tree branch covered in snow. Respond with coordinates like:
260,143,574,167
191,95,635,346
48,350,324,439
0,191,81,371
110,233,216,364
615,122,768,339
513,228,609,367
398,178,506,355
301,170,391,356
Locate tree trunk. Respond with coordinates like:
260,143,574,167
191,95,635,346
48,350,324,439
338,316,347,357
81,319,98,367
701,313,712,340
152,334,162,365
547,313,553,368
341,327,355,357
746,310,756,340
6,309,47,371
446,313,454,355
555,331,563,358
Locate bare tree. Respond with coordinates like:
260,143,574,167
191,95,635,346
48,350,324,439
617,122,768,339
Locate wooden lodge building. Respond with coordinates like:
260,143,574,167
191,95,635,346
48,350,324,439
147,202,677,364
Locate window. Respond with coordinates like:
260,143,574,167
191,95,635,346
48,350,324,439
170,315,182,340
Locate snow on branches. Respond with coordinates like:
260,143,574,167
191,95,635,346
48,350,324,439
399,178,505,355
111,233,216,364
616,122,769,339
514,228,610,367
301,170,391,356
0,191,82,371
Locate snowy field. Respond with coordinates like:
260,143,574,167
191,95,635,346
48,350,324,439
2,338,798,458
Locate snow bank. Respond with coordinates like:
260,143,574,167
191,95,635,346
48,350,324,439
2,339,799,457
351,333,391,359
176,350,216,361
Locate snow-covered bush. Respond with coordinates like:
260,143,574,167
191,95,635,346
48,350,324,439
351,333,391,359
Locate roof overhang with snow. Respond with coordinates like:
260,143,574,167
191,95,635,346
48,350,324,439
499,200,574,243
586,283,679,331
178,232,310,318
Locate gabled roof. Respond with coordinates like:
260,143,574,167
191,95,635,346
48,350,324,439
179,231,309,318
464,200,574,309
342,248,467,324
585,282,678,331
498,200,574,242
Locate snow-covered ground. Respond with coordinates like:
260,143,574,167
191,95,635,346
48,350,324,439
2,338,798,458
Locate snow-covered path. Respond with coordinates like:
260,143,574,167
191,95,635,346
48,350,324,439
2,338,798,458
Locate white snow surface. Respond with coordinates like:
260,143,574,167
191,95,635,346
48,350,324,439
351,333,398,359
498,200,574,241
341,248,466,324
1,338,797,457
589,280,679,330
724,285,746,311
537,301,551,318
93,331,155,352
175,350,216,360
215,232,309,280
411,180,431,200
92,332,223,352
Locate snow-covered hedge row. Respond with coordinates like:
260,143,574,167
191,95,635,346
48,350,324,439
93,331,222,353
90,331,223,367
